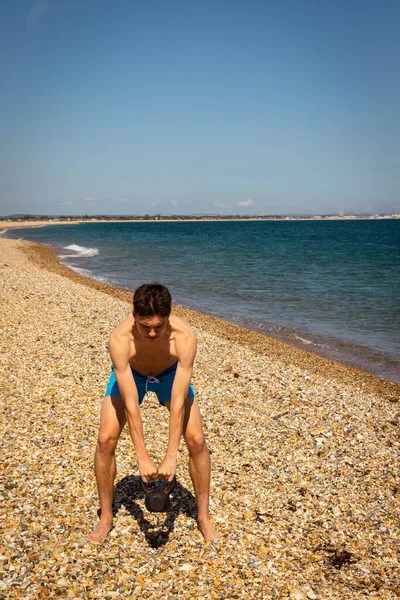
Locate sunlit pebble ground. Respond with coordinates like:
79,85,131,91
0,237,399,600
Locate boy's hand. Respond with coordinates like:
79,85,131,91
158,455,177,483
138,457,158,482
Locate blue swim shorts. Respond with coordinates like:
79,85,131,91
104,362,196,407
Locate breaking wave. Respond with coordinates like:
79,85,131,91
62,244,99,257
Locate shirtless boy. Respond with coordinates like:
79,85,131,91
89,283,219,542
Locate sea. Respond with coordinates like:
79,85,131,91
4,219,400,383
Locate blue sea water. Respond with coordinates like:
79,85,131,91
4,220,400,383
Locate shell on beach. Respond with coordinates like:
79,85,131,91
0,238,399,600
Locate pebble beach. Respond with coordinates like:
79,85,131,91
0,235,399,599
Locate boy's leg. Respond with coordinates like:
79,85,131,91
88,395,126,542
165,397,219,541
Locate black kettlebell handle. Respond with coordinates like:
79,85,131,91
140,476,176,496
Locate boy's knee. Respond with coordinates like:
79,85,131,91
97,432,119,454
186,432,206,455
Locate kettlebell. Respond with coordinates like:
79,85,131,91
140,477,176,512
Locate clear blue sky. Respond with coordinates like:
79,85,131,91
1,0,399,216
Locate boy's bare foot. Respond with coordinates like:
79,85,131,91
197,518,220,542
88,518,113,542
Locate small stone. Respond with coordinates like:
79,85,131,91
291,590,306,600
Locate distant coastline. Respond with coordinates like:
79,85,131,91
1,212,399,231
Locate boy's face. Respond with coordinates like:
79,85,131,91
134,314,169,341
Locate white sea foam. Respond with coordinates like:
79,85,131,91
59,260,109,283
294,334,314,345
66,265,94,277
293,334,328,349
62,244,99,257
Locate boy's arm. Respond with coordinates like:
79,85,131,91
158,332,197,482
110,337,158,482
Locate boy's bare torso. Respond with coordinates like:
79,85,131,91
110,314,192,376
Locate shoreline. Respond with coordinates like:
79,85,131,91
2,219,398,391
20,238,400,401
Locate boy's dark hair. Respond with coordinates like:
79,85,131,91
133,283,172,317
